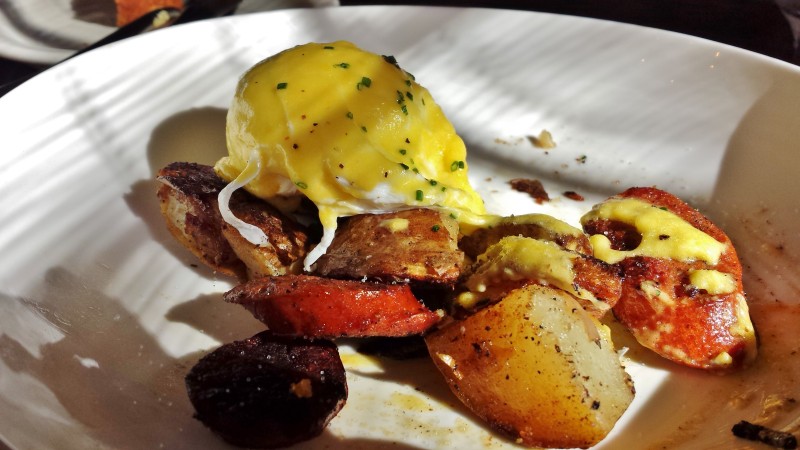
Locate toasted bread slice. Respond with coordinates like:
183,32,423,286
156,162,309,280
313,208,463,285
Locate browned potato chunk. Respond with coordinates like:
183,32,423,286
459,213,593,260
313,208,463,285
425,284,634,449
156,162,309,281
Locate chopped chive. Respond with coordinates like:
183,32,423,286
401,105,408,115
405,79,412,87
406,91,413,101
295,181,308,189
356,76,372,90
431,224,440,232
334,62,350,69
346,111,354,119
415,190,424,201
429,180,438,186
399,163,409,170
449,213,457,219
323,45,335,49
412,167,419,173
399,149,407,155
441,186,447,192
361,125,367,132
276,82,288,90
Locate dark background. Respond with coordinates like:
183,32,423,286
0,0,797,95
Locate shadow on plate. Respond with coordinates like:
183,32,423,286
709,70,800,306
0,267,211,449
124,106,235,281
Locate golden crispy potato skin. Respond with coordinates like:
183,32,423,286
425,284,634,449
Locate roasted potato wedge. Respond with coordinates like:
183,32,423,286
581,187,757,370
157,162,246,278
156,162,310,280
313,208,463,285
459,213,593,260
457,235,621,318
219,199,309,279
426,284,634,449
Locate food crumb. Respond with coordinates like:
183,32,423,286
528,130,556,149
290,378,313,398
563,191,585,201
731,420,797,449
510,178,549,204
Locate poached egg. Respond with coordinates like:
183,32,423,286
214,41,485,269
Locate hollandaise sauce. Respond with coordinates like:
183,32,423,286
214,41,485,269
580,197,727,265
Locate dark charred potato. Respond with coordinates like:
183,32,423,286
185,331,347,448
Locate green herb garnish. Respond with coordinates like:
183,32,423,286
356,76,372,90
